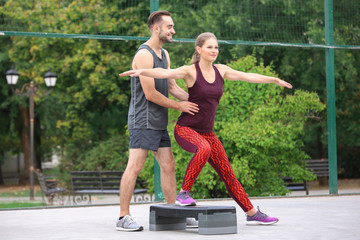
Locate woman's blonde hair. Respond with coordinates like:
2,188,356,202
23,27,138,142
190,32,218,64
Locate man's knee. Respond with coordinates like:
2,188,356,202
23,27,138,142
125,163,144,177
160,159,175,174
123,159,146,178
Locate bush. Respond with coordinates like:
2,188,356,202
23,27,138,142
57,132,133,188
149,55,325,197
66,133,130,171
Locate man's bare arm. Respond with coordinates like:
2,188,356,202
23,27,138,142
169,78,189,101
133,50,198,115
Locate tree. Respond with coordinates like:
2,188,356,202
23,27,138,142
0,36,20,183
0,0,150,182
163,0,360,178
230,0,360,178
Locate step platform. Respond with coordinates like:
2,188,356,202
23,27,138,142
149,204,237,235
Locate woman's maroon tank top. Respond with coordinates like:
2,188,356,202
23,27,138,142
176,62,224,133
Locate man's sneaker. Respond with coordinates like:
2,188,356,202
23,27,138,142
246,207,279,225
186,218,199,228
175,191,196,206
116,215,144,231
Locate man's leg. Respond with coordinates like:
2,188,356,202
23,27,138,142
153,146,198,228
152,147,177,204
120,148,148,217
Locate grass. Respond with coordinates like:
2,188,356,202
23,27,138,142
42,168,61,176
0,188,42,198
0,168,64,209
0,201,45,209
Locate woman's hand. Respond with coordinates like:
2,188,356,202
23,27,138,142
119,70,141,77
275,79,293,89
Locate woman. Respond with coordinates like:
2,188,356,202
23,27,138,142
120,32,292,225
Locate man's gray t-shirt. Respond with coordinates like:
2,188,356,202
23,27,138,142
127,44,169,130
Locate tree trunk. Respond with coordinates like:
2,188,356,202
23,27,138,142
35,116,42,171
0,157,4,185
19,107,35,183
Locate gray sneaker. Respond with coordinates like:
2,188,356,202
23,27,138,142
116,215,144,231
186,218,199,228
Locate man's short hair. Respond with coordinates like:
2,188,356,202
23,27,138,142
147,10,171,30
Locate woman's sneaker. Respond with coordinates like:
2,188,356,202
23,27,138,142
175,191,196,206
116,215,144,231
246,207,279,225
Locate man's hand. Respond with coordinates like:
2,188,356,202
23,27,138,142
178,101,199,115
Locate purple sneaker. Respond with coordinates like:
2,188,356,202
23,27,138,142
175,191,196,206
246,207,279,225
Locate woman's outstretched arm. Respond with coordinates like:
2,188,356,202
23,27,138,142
120,66,189,80
217,64,293,89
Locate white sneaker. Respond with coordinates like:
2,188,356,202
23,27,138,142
186,218,198,228
116,215,144,231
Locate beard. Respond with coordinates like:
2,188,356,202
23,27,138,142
159,29,172,43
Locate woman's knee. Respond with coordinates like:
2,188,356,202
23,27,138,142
198,143,211,159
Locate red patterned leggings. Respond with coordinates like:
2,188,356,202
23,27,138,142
174,124,254,212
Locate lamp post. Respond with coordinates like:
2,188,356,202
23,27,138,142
5,66,57,200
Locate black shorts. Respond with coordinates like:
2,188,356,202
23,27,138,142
129,129,171,151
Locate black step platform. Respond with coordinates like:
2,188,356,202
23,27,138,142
149,204,237,235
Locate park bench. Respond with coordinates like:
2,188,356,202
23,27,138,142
283,159,329,195
35,169,68,205
150,204,237,235
70,170,148,204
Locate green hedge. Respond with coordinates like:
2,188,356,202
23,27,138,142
142,55,325,197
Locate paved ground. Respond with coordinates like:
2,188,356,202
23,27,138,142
2,185,359,205
1,193,359,240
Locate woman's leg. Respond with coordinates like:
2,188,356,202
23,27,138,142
175,126,278,224
174,125,211,191
203,132,254,213
205,133,279,224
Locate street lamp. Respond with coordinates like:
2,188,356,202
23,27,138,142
5,65,19,85
43,68,57,88
5,66,57,200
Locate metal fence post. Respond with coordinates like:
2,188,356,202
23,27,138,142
325,0,338,194
153,157,164,201
150,0,159,13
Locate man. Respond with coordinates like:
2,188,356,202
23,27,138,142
116,10,199,231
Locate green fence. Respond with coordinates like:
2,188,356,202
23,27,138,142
1,0,359,48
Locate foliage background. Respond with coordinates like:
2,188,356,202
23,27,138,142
141,56,324,197
0,0,359,195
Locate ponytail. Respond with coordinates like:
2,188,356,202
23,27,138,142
190,51,200,64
